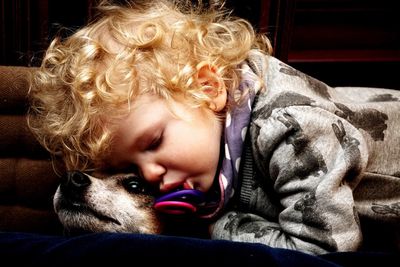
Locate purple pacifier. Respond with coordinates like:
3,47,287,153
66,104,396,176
154,189,206,215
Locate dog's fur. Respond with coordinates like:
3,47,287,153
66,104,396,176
53,171,163,235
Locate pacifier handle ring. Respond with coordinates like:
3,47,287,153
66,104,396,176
154,189,205,204
154,200,197,215
154,189,206,215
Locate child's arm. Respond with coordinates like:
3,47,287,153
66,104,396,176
212,106,369,255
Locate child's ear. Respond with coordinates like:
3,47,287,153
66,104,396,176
197,63,227,112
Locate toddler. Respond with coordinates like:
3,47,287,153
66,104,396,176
28,0,400,255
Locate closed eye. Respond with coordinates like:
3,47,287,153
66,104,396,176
147,133,163,151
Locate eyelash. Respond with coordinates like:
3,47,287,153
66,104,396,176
147,133,163,151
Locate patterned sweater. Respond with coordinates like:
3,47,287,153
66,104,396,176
210,52,400,255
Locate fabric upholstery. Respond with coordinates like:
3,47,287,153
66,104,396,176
0,65,63,234
0,232,343,267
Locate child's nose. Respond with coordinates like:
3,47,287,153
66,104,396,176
141,162,166,183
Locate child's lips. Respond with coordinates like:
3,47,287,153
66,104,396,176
160,181,184,193
183,182,193,190
160,180,193,193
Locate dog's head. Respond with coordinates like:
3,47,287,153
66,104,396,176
53,171,163,235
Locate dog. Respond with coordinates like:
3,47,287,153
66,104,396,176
53,170,163,235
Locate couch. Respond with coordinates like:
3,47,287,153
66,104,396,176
0,65,63,235
0,65,399,267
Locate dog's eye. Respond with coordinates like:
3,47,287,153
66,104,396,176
122,177,147,194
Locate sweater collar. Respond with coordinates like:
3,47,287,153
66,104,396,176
200,51,267,218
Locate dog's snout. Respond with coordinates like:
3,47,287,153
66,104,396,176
67,171,91,189
58,171,91,202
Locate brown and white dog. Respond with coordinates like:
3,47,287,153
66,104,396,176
53,171,163,235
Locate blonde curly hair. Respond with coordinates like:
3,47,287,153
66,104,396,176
28,0,272,171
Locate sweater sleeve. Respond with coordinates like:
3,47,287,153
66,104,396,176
211,106,369,255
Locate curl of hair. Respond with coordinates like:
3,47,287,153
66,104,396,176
28,0,272,170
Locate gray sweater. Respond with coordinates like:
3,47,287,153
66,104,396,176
211,53,400,255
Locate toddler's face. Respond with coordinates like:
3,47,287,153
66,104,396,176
107,93,223,194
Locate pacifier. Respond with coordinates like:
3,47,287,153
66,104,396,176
154,189,206,215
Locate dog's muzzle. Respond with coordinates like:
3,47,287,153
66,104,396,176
59,171,91,201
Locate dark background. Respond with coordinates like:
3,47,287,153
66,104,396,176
1,0,399,89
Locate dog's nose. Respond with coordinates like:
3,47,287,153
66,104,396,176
67,171,91,189
59,171,91,202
